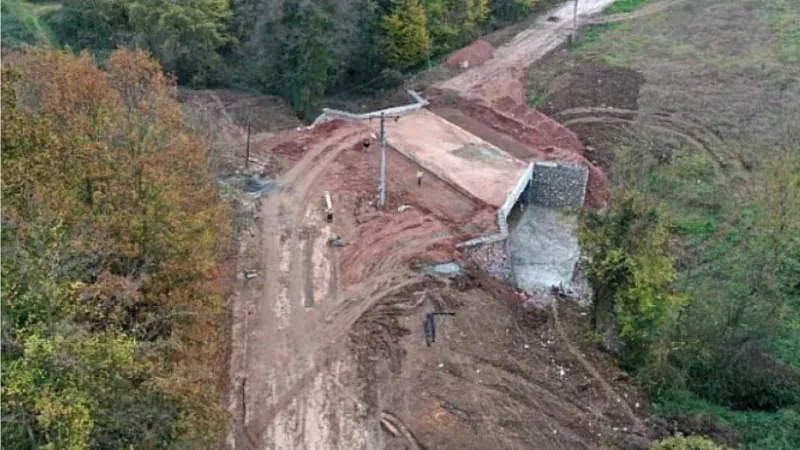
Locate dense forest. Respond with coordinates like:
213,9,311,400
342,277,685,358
2,0,556,120
2,48,231,449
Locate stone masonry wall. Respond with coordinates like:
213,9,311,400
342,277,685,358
529,162,588,208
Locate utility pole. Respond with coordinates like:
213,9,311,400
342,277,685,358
245,120,252,171
378,112,387,207
572,0,580,43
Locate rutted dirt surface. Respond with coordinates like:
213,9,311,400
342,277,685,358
438,0,618,106
529,58,745,174
226,116,656,449
219,2,684,449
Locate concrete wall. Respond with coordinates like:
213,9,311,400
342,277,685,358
498,162,534,235
458,162,534,248
311,90,428,126
458,162,588,248
529,162,588,208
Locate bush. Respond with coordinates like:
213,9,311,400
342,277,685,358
0,15,36,47
654,435,724,450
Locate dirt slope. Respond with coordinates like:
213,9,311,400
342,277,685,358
438,0,618,106
222,115,656,449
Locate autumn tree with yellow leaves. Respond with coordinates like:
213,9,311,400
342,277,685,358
379,0,432,70
1,48,230,449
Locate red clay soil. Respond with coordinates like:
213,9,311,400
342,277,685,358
233,98,642,450
255,124,498,286
425,87,610,207
315,139,498,285
445,40,494,68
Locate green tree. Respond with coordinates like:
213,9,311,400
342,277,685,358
127,0,234,84
379,0,432,70
490,0,538,23
422,0,456,52
579,191,685,366
52,0,234,85
277,1,333,121
1,48,230,449
51,0,129,51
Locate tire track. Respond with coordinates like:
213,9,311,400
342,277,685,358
557,107,736,171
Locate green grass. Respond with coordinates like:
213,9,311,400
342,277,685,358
1,0,61,47
526,89,550,109
767,0,800,63
654,391,800,450
604,0,653,14
532,0,800,446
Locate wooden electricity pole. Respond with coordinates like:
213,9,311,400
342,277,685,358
245,121,252,171
572,0,580,42
378,112,387,207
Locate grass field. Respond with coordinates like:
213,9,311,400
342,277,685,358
527,0,800,447
1,0,61,47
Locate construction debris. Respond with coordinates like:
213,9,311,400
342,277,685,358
379,411,423,450
324,191,334,222
244,270,259,280
424,311,456,346
328,235,344,247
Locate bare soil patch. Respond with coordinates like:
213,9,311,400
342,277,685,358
537,63,645,117
445,40,494,69
526,57,645,172
351,277,656,450
180,88,301,133
227,113,656,448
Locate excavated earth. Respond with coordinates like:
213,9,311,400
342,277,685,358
222,117,658,449
213,1,675,448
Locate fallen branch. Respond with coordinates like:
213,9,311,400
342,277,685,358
380,411,424,450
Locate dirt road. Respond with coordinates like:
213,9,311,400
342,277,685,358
227,121,500,449
221,2,661,448
439,0,617,105
224,119,652,449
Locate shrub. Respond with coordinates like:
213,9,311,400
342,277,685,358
653,435,724,450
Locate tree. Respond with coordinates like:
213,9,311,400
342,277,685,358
277,0,333,121
51,0,130,51
1,48,230,448
490,0,539,23
53,0,234,85
127,0,235,84
379,0,432,71
578,191,685,365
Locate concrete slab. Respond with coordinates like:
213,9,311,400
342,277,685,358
378,109,528,208
508,206,580,293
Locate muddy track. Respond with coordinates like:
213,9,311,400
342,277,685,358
438,0,618,104
234,121,480,449
558,107,737,171
551,299,643,434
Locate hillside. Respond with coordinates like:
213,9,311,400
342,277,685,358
526,0,800,447
1,0,60,46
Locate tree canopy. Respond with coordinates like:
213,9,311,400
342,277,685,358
9,0,545,120
1,48,230,449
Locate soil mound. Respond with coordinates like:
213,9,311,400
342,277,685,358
445,40,494,69
540,63,645,116
425,88,610,207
